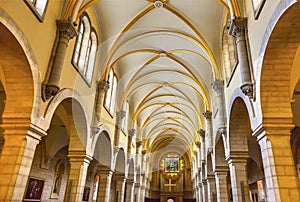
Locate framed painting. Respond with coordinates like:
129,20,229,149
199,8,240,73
165,157,180,173
82,187,90,201
24,177,45,201
251,0,266,20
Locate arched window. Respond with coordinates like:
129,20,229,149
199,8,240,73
72,13,98,86
52,161,65,196
122,101,129,131
24,0,48,21
104,69,118,116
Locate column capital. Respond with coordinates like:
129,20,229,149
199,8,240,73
198,129,205,138
212,80,224,91
116,110,126,120
217,127,226,136
228,17,247,38
136,140,143,148
142,150,147,155
98,80,110,92
203,111,212,119
195,141,201,148
56,19,77,40
128,128,136,137
226,151,249,164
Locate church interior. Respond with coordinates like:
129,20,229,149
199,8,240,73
0,0,300,201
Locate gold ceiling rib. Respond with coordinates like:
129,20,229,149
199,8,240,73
163,3,220,79
146,122,193,141
146,130,191,153
142,116,196,134
137,93,200,121
77,0,100,21
102,1,220,81
141,111,197,137
123,70,207,112
101,4,155,81
137,105,202,143
107,29,212,67
129,83,203,128
119,54,209,111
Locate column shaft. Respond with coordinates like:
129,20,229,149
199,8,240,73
207,175,216,202
64,152,91,201
97,170,113,202
227,158,250,202
214,171,229,202
0,119,42,201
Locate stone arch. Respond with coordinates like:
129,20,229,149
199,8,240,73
257,0,299,123
127,158,135,180
93,130,113,170
228,97,253,201
0,8,41,122
228,97,251,153
0,10,42,201
44,88,91,148
213,136,230,202
256,1,300,200
113,148,127,176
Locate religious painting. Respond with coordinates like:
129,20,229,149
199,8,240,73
24,177,45,201
82,187,90,201
165,157,180,173
251,0,266,20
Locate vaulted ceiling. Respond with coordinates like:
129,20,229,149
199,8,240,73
93,0,227,157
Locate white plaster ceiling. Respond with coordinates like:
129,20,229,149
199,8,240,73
93,0,225,152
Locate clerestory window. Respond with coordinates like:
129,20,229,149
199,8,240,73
24,0,48,21
104,69,118,116
72,12,98,86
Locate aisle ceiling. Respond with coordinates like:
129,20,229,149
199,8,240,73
93,0,225,155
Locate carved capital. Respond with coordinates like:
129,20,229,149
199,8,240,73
116,110,126,120
56,20,77,40
195,141,201,148
98,80,109,92
136,140,143,148
212,80,224,91
241,83,253,98
203,111,212,120
42,83,59,101
142,150,147,155
197,129,205,138
128,128,136,137
228,17,247,38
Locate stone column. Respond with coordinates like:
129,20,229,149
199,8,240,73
97,169,113,202
229,17,252,98
42,20,77,101
214,169,229,202
198,182,203,202
198,129,206,162
65,152,92,201
114,110,126,147
207,175,216,202
194,184,199,202
140,185,146,202
125,179,135,202
203,111,213,152
255,125,300,201
227,152,249,202
115,177,126,202
0,121,45,201
128,128,136,153
134,182,141,202
212,80,226,134
95,80,109,123
202,179,209,202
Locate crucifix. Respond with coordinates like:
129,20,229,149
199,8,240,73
164,178,176,192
